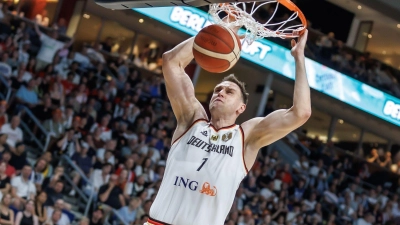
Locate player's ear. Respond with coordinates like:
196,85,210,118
237,103,246,115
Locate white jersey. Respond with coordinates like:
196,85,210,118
149,119,248,225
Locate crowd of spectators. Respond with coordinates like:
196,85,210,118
0,1,398,225
307,32,400,99
0,3,171,225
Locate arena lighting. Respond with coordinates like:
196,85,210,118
133,6,400,127
397,24,400,29
139,18,144,23
357,5,362,10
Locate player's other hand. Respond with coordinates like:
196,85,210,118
222,16,245,39
290,29,308,59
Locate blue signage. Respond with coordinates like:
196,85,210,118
133,6,400,127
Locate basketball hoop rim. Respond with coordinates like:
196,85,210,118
277,0,307,37
215,0,307,39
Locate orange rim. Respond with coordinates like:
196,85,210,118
276,0,307,37
219,0,307,38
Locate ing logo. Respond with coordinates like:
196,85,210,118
173,176,217,197
199,182,217,196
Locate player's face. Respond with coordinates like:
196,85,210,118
209,81,245,115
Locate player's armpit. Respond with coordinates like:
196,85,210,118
242,108,310,151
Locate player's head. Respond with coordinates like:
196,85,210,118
209,74,249,118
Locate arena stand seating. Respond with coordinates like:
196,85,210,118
0,2,399,225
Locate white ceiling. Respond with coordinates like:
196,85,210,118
326,0,400,68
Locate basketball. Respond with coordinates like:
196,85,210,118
193,24,242,73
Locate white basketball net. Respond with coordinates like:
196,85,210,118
209,1,304,44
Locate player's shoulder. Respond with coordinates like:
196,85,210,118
240,117,264,140
172,112,208,143
179,114,209,129
240,117,263,131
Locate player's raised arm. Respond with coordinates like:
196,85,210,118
162,38,207,127
242,30,311,152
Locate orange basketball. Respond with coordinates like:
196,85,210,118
193,24,241,73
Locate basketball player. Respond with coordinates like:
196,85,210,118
146,29,311,225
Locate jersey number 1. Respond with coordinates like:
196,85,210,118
197,158,208,171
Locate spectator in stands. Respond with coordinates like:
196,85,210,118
355,212,375,225
16,40,30,66
45,208,62,225
41,165,62,191
0,115,22,148
78,217,89,225
100,37,113,53
367,148,380,163
12,64,33,83
30,158,46,191
54,18,67,35
132,175,145,197
33,20,74,72
116,157,135,180
317,32,335,59
135,156,154,184
11,165,36,209
118,169,133,199
98,174,125,210
43,108,65,139
117,197,142,224
1,150,15,178
35,191,48,224
46,199,71,225
88,162,111,197
96,138,116,163
136,214,150,225
45,181,68,208
0,162,10,195
9,141,27,172
90,115,112,141
7,49,19,69
32,95,52,122
0,100,8,127
15,199,39,225
0,52,12,78
49,81,65,107
0,37,15,58
15,78,39,108
0,193,14,224
39,151,53,176
69,141,92,196
359,163,371,180
0,132,10,158
54,128,80,157
380,151,393,170
89,206,104,225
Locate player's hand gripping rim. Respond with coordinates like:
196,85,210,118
290,29,308,59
